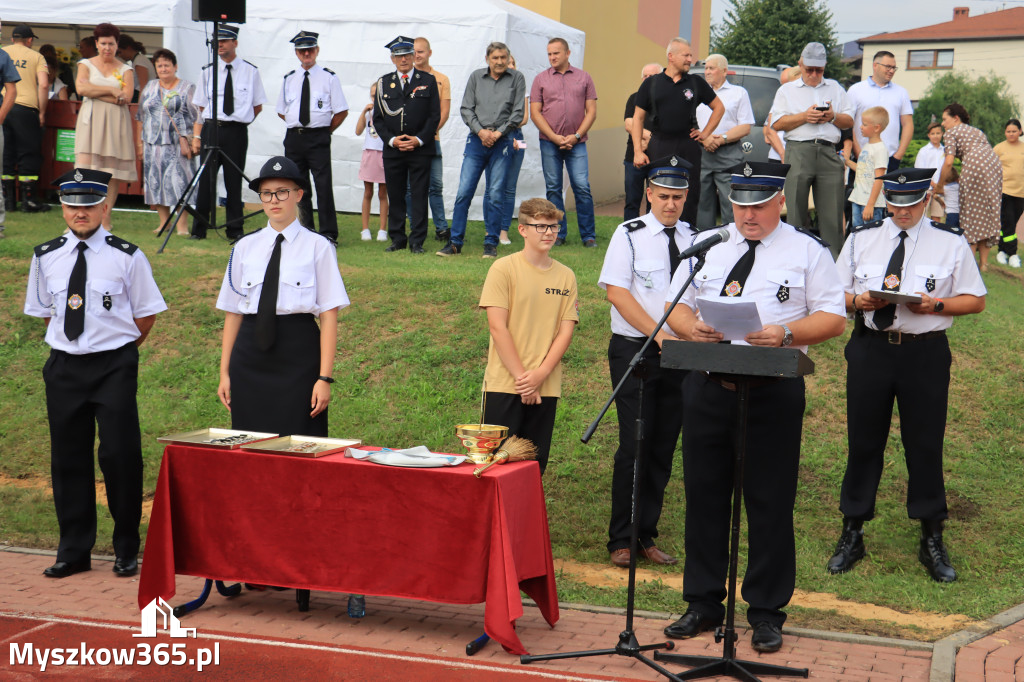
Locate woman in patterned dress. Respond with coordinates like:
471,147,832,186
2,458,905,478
937,103,1002,271
135,49,198,236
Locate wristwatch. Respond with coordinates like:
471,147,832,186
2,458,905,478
933,299,945,313
781,325,794,347
722,133,729,143
574,133,581,141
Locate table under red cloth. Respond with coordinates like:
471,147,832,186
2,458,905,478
138,445,559,654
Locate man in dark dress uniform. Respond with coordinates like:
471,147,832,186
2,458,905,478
372,35,440,253
24,169,167,579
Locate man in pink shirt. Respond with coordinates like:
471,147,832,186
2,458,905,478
530,38,598,247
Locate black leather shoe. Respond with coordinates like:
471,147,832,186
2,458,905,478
410,245,425,254
554,237,566,246
664,610,720,639
43,559,91,579
112,557,138,577
919,522,957,583
436,243,461,256
826,519,865,574
435,229,450,242
384,242,407,252
750,622,783,653
187,234,205,240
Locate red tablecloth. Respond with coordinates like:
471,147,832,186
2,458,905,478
138,445,559,654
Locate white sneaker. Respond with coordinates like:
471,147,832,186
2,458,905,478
360,229,372,241
376,230,388,242
1010,254,1022,268
997,251,1009,265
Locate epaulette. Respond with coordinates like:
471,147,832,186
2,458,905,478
850,219,884,234
694,223,726,233
323,67,335,76
283,69,295,79
244,59,258,69
105,235,139,255
794,226,831,249
930,219,964,236
623,219,645,232
202,63,212,70
34,235,67,258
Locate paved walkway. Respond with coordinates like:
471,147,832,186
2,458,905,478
2,546,1020,681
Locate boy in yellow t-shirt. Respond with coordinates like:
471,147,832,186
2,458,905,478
479,198,578,473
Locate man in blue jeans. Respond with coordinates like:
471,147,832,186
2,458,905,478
530,38,598,247
437,41,525,259
405,37,451,242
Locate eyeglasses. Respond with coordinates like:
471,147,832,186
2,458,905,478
258,188,296,203
803,66,824,74
874,63,898,72
524,223,560,234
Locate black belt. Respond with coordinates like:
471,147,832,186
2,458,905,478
856,327,947,345
288,127,329,135
612,333,645,344
791,138,836,146
207,120,247,128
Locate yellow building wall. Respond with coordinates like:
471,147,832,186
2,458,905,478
510,0,712,207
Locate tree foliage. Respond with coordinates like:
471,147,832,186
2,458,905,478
710,0,848,81
913,71,1020,145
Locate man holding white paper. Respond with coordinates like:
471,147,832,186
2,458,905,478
661,160,845,653
827,167,986,584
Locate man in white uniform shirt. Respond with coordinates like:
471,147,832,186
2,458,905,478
695,54,754,228
190,24,267,241
827,167,986,584
599,156,701,569
277,30,348,242
770,42,853,257
662,160,845,653
846,51,913,172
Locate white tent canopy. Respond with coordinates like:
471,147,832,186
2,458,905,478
3,1,585,221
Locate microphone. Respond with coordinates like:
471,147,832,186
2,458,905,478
679,227,731,259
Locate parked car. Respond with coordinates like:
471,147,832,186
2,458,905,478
693,62,785,163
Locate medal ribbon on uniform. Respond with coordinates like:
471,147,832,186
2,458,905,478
720,239,759,297
873,230,907,330
65,242,88,341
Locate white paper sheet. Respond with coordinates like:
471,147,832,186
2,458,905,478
696,297,764,342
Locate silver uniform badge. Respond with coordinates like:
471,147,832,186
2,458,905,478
273,162,282,171
898,174,906,184
670,157,678,166
743,163,753,177
74,170,83,182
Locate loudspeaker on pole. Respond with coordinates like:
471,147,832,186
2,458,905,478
192,0,246,24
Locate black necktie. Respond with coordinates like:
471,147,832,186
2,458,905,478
256,234,284,351
65,242,88,341
223,64,234,116
720,239,760,297
299,71,311,127
873,230,908,330
663,227,681,277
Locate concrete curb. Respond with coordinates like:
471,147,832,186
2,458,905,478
929,602,1024,682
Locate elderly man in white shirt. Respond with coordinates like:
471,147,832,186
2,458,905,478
846,51,914,172
770,42,853,258
695,53,755,229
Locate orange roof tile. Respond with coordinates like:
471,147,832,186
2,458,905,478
859,7,1024,44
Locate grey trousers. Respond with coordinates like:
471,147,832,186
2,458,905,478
784,140,845,258
697,143,745,228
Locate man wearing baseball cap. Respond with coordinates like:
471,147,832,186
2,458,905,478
827,167,986,584
663,160,846,653
3,24,51,213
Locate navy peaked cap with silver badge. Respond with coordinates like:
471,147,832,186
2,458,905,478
881,167,933,206
729,161,790,206
217,25,239,41
290,31,318,49
386,36,415,56
53,168,112,206
248,156,303,192
647,155,692,189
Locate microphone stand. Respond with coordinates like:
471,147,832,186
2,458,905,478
520,250,711,681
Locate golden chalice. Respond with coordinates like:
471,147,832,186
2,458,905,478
454,424,508,464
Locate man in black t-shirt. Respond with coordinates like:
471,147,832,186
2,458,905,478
630,38,723,226
623,63,661,221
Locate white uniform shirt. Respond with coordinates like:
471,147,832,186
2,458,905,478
846,78,913,156
599,213,700,338
769,77,852,144
915,143,946,185
837,213,986,333
667,221,846,353
194,56,267,124
24,227,167,354
696,80,755,135
216,220,349,316
277,63,348,129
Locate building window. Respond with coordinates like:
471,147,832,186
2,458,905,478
907,49,954,69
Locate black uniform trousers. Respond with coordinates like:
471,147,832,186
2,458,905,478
383,151,431,249
607,334,685,552
284,127,337,240
645,132,703,227
42,343,143,563
483,392,558,476
3,103,43,177
840,328,951,521
193,121,248,240
681,372,805,629
999,193,1022,257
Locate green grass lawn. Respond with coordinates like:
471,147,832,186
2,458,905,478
1,202,1022,637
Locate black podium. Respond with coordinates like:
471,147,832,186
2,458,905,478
655,341,812,681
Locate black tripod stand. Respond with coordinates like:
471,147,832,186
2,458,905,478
521,253,720,682
655,341,812,681
156,19,262,254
